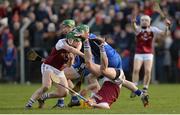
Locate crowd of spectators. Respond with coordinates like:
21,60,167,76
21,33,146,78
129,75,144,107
0,0,179,83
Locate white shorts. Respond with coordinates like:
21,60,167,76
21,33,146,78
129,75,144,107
134,54,153,61
41,63,65,78
103,69,124,88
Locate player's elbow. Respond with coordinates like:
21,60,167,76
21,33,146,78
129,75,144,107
41,86,51,93
85,61,93,70
100,66,108,76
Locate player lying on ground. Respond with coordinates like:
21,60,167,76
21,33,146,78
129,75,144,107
78,40,140,109
75,24,149,107
25,31,84,108
130,14,170,98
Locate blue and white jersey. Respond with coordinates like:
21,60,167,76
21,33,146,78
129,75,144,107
72,33,123,77
89,33,122,69
104,43,122,69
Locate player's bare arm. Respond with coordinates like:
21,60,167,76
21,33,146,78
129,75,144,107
99,44,108,72
62,41,84,58
66,53,75,67
131,14,140,32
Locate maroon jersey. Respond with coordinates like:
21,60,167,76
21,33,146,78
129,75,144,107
94,81,120,106
44,48,70,71
135,27,162,54
136,31,154,54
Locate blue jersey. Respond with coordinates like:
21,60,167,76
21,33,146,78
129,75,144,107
105,43,122,69
89,33,122,69
91,42,122,69
72,34,122,77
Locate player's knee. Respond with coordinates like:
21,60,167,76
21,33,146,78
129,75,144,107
41,86,50,92
62,89,69,97
119,71,126,83
133,69,140,75
145,69,151,75
64,89,69,97
56,89,69,98
114,69,126,85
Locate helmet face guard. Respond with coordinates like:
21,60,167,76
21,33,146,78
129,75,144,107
66,31,82,44
67,39,74,45
74,24,90,34
72,24,90,42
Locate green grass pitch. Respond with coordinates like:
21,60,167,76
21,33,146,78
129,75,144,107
0,84,180,114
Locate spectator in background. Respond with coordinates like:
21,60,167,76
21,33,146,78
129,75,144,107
143,0,153,16
0,0,10,18
0,17,9,79
46,0,55,17
170,28,180,83
113,23,135,80
113,12,125,28
27,11,36,47
12,22,20,47
24,29,31,82
73,9,83,25
35,1,49,23
108,7,115,18
154,36,165,83
3,38,17,82
11,0,22,24
1,20,14,53
43,22,56,53
153,17,169,83
163,33,173,83
33,21,44,48
112,24,121,48
20,0,31,17
50,14,58,28
12,0,22,15
101,16,113,36
58,3,71,23
82,5,93,24
91,12,104,35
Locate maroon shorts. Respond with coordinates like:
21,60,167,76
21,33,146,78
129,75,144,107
94,81,120,106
